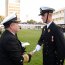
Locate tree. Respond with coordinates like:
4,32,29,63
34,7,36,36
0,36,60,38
0,16,4,23
27,19,36,24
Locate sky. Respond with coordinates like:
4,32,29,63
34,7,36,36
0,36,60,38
0,0,5,16
20,0,65,22
0,0,65,22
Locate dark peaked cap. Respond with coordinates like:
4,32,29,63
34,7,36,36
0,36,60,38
39,7,55,15
1,12,19,26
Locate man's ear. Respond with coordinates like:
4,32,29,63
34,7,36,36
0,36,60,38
49,13,53,17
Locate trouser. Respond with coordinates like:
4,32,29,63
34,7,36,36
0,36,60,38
43,57,64,65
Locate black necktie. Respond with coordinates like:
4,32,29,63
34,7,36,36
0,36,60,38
45,25,47,32
45,25,47,29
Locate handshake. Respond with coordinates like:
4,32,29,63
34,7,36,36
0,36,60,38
23,49,36,63
22,44,41,63
22,42,37,63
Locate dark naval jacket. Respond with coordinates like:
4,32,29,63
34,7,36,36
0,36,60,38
38,22,65,65
0,30,25,65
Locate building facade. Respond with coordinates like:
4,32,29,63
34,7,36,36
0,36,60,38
19,23,45,30
5,0,20,20
53,8,65,24
53,8,65,32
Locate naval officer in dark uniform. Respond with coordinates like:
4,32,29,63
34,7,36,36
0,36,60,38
30,7,65,65
0,13,31,65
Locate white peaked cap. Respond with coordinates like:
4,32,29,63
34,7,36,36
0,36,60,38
1,12,17,25
40,7,55,11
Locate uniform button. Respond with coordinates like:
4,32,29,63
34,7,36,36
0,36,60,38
20,60,22,62
55,51,57,54
43,40,44,42
56,62,58,64
56,56,57,57
60,60,62,62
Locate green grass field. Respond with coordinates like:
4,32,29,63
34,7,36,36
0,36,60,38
17,29,43,65
17,29,65,65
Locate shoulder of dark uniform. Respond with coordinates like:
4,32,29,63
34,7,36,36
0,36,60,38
51,22,60,31
42,25,46,29
56,25,63,31
1,30,16,40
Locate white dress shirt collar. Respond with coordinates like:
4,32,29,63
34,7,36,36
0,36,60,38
47,22,52,28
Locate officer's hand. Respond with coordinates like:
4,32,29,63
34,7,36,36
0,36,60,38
29,51,35,56
29,49,36,56
27,54,32,62
23,54,32,63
